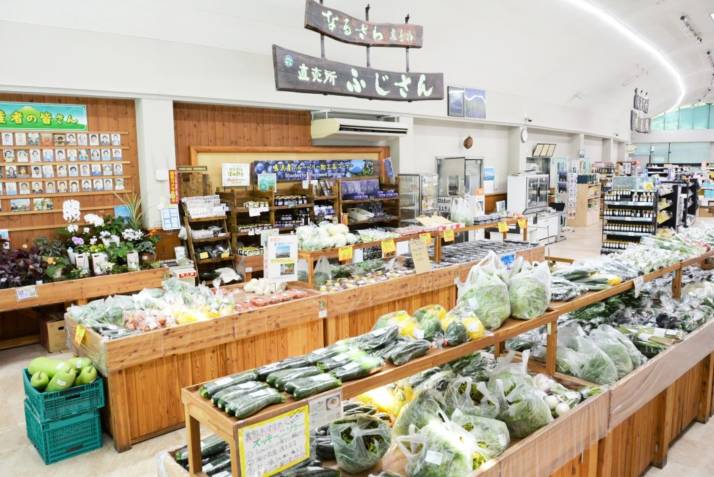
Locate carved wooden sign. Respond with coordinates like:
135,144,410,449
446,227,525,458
273,45,443,101
304,0,423,48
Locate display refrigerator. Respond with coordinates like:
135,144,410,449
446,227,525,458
507,174,550,214
398,174,438,222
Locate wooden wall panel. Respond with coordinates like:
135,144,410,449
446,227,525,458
173,103,312,167
0,93,140,247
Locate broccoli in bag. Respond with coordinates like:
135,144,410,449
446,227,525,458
456,252,511,330
413,305,447,341
329,414,391,474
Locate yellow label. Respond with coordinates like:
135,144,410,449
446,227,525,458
220,250,230,258
199,251,209,259
443,228,455,242
338,246,353,262
74,325,86,347
517,218,528,230
498,221,509,233
419,233,432,245
381,239,396,257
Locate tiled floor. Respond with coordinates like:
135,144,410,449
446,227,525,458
1,220,713,476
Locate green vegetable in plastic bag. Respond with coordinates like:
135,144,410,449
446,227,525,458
331,355,383,382
286,373,341,399
414,305,447,341
213,381,268,409
509,262,551,320
589,327,634,378
500,384,553,438
457,253,511,330
256,356,310,381
487,351,534,395
329,414,391,474
356,326,400,352
451,409,510,458
393,389,444,437
199,370,258,398
449,352,496,381
557,324,619,385
444,320,469,347
267,366,323,391
441,377,478,416
223,387,284,418
386,339,431,366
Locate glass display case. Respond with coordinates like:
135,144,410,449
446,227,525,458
436,156,484,198
399,174,438,222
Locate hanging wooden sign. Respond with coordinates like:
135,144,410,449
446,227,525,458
304,0,423,48
273,46,443,101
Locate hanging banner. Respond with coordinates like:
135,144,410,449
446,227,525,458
168,170,179,204
0,101,88,130
304,0,423,48
273,46,443,101
254,159,376,182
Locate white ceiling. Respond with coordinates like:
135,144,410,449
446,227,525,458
1,0,713,116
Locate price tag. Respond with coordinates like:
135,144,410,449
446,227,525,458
239,406,310,477
338,246,353,263
74,324,86,347
309,389,342,431
221,251,230,258
517,218,528,230
199,251,209,260
633,276,644,298
248,207,261,217
15,285,38,302
353,249,364,263
396,241,410,256
318,300,328,318
420,233,432,245
497,222,509,233
443,228,455,242
381,239,396,257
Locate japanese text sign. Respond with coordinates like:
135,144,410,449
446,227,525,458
273,46,444,101
304,0,423,48
0,101,87,130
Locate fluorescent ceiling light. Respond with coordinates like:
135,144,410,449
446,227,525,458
560,0,686,112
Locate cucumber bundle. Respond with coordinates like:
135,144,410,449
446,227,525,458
256,357,310,381
223,387,284,419
330,356,382,382
199,370,257,398
266,366,323,391
212,381,268,409
285,373,341,400
386,339,431,366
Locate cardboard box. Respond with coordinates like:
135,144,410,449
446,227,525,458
40,317,67,353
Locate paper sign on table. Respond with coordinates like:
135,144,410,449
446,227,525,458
633,276,644,298
497,222,509,233
381,239,396,257
338,246,353,263
15,285,38,302
238,405,310,477
410,239,432,274
309,390,342,431
443,229,455,242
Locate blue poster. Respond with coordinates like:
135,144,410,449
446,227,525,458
484,167,495,181
464,88,486,119
252,159,376,181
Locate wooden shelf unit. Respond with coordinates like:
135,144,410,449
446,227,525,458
568,183,601,227
181,206,233,275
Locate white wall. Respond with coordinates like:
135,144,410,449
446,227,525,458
584,136,604,163
526,129,576,162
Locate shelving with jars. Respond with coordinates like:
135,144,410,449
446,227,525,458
601,188,659,254
337,177,400,228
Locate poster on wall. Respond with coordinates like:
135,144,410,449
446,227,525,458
484,167,496,194
464,88,487,119
222,163,251,187
257,173,277,192
264,234,298,282
253,159,376,182
447,87,465,117
0,102,88,130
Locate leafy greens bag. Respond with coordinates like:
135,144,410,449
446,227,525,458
329,414,391,474
508,260,551,320
457,252,511,330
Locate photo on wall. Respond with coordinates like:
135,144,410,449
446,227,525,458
3,149,15,162
57,181,68,193
14,132,27,146
31,181,43,194
464,88,486,119
27,133,40,146
77,133,88,146
33,198,53,211
447,86,464,117
16,150,28,163
10,198,30,212
111,133,121,146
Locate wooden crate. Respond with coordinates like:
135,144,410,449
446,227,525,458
39,317,67,353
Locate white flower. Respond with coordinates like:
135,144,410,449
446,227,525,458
90,237,97,245
122,229,143,241
110,234,120,245
63,200,81,222
100,230,111,238
67,224,79,233
84,214,104,227
83,227,90,234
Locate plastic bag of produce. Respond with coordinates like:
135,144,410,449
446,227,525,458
508,261,551,320
285,373,342,399
393,389,444,437
413,305,446,341
441,377,478,416
329,414,392,474
449,352,496,381
199,370,258,398
267,366,323,391
441,304,486,344
557,325,618,385
474,381,508,419
314,257,334,288
456,252,511,330
386,339,431,366
373,310,412,330
501,383,553,438
589,326,638,378
356,326,400,352
487,350,534,395
223,387,284,418
451,409,510,458
331,355,383,382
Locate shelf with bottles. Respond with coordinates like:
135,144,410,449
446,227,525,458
603,207,656,220
338,177,400,227
601,239,639,253
603,222,656,236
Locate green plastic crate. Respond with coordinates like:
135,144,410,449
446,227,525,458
23,369,104,422
25,400,102,464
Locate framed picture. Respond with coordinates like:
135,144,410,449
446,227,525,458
90,149,100,161
65,133,77,146
101,149,111,161
55,149,66,162
447,86,465,117
42,165,54,178
56,164,68,177
16,165,29,178
5,182,17,195
6,165,17,178
53,134,66,146
31,181,43,194
113,163,123,176
33,198,53,211
103,178,113,191
57,181,68,193
77,133,88,146
81,179,92,192
45,181,56,194
90,164,101,176
2,132,14,146
111,133,121,146
112,148,122,160
30,165,42,178
27,133,40,146
67,149,78,162
3,149,15,162
115,178,125,191
93,178,104,191
80,164,90,176
89,133,99,146
29,149,41,162
40,133,53,146
14,132,27,146
78,149,89,161
99,133,110,146
18,182,30,195
102,164,112,176
10,198,30,212
42,149,54,162
68,164,79,177
69,180,80,193
464,88,487,119
16,150,29,163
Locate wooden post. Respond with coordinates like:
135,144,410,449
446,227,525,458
185,410,203,475
229,439,240,477
582,441,599,476
698,352,714,423
494,341,504,357
653,386,675,468
546,321,558,375
672,266,683,300
597,434,613,477
305,257,315,288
